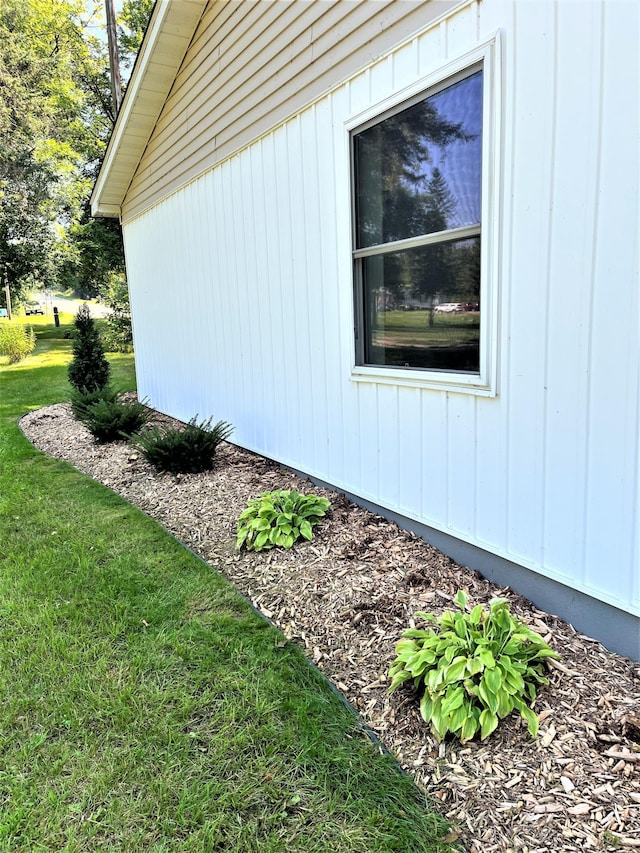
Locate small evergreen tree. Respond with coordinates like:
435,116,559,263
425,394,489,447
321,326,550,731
68,304,110,392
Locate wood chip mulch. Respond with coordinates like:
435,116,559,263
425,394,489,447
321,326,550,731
20,402,640,853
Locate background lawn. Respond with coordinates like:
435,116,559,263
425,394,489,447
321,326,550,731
370,309,479,348
0,319,457,852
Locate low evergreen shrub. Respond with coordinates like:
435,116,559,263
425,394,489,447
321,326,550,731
0,324,36,363
70,386,119,424
134,416,233,474
75,391,152,443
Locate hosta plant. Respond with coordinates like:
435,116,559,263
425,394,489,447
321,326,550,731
388,590,559,743
236,489,330,552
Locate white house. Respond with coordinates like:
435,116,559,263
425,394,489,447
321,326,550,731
91,0,639,661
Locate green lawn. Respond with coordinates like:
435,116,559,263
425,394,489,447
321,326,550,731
371,309,479,348
0,320,457,852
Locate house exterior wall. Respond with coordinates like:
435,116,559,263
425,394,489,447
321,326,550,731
121,0,462,221
121,0,640,640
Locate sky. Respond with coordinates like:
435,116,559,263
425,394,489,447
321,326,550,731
84,0,124,43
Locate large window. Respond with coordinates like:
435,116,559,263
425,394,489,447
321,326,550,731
352,66,484,376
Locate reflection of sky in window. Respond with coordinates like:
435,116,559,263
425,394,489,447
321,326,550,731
420,71,483,228
354,69,483,247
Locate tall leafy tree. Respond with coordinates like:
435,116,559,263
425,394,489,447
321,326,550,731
62,0,153,299
0,0,111,306
118,0,154,73
0,0,152,308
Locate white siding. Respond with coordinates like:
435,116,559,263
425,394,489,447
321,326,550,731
123,0,639,617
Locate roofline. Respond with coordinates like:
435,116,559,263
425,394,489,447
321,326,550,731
90,0,207,218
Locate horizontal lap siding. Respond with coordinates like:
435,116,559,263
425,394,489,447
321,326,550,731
123,0,639,616
121,0,461,222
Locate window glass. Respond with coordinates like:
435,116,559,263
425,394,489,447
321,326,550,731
362,237,480,371
353,68,483,374
354,71,482,249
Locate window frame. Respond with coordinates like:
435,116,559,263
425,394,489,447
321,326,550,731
347,35,501,396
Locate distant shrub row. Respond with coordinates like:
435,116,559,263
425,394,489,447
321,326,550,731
66,308,331,550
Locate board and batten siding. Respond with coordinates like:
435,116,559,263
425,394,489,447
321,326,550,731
122,0,639,624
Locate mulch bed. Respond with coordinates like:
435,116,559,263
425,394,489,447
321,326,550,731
20,402,640,852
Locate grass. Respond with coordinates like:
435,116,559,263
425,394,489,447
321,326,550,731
0,319,457,852
371,309,479,348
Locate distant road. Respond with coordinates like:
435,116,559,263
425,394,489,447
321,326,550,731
37,293,111,319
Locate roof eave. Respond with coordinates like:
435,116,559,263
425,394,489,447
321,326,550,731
92,202,122,218
90,0,208,219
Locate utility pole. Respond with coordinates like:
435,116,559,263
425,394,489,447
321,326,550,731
105,0,122,114
3,269,12,321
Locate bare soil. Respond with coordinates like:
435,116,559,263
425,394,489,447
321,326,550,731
20,402,640,852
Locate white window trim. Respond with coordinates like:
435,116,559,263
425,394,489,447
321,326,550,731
345,32,502,397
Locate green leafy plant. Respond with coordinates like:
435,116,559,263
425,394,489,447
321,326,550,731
389,590,559,743
236,489,331,552
68,304,110,393
0,324,36,363
134,416,233,474
72,390,152,443
100,272,133,353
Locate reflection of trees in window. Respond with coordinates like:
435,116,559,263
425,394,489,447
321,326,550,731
453,238,480,302
378,168,463,322
363,236,480,370
353,68,483,373
354,99,472,247
411,168,458,318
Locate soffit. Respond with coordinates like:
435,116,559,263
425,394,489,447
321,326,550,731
90,0,208,218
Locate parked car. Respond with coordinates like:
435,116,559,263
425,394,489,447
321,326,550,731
434,302,464,313
24,302,44,315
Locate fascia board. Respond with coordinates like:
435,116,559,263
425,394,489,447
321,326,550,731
90,0,207,218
